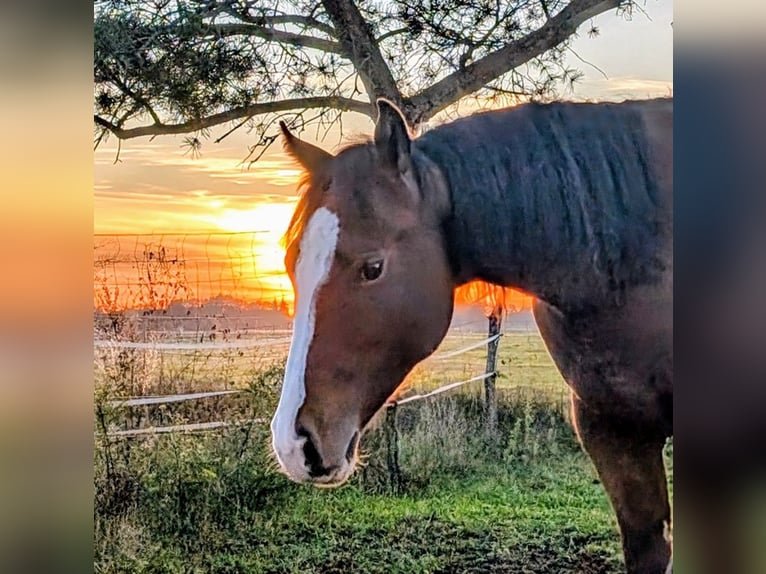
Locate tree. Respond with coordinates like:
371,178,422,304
94,0,635,160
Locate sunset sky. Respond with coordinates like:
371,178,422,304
94,3,673,311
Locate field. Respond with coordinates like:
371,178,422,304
94,319,673,573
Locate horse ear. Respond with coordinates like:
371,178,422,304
374,98,412,174
279,121,333,173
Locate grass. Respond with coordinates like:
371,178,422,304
95,430,624,574
94,325,672,574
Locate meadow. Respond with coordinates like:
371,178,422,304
94,318,673,573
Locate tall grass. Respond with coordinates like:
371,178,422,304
354,388,577,493
94,378,582,533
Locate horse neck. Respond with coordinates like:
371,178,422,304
414,102,668,312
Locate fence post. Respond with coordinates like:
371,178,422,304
384,403,402,494
484,304,503,438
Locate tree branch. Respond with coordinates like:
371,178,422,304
245,14,336,38
104,73,162,126
95,114,118,132
223,3,337,37
376,26,409,44
320,0,401,105
94,96,372,141
408,0,626,123
192,23,341,53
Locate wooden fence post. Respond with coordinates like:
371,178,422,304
384,403,402,493
385,403,402,494
484,304,503,438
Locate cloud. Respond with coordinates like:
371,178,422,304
574,76,673,101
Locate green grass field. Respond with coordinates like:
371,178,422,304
94,327,672,573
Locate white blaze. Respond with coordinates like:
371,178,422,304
664,520,673,574
271,207,339,479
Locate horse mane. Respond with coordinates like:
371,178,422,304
414,99,670,308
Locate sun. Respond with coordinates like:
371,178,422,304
214,202,297,234
209,201,298,306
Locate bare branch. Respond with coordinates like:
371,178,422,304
213,116,252,144
95,115,119,133
94,130,107,150
252,15,335,37
540,0,552,20
567,46,609,80
95,96,372,141
201,23,341,53
408,0,626,123
289,15,333,36
226,4,337,37
376,27,409,44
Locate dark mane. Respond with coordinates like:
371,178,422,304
413,99,671,309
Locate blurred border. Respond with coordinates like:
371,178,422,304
0,1,94,573
674,1,766,571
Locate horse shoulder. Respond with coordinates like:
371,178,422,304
532,296,672,435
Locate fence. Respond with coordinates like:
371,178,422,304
94,231,533,490
97,304,507,492
94,231,292,313
100,320,503,430
382,305,503,491
94,231,533,316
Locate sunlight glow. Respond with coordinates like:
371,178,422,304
210,201,298,307
213,202,296,234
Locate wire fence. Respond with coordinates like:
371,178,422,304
93,231,534,317
100,329,503,436
94,231,547,490
94,231,292,313
94,336,293,351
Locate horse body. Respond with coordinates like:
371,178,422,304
412,97,674,419
417,99,674,572
272,97,673,573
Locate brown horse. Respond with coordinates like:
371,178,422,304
270,97,673,573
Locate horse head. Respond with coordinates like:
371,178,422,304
270,100,455,486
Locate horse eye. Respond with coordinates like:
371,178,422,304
361,259,384,282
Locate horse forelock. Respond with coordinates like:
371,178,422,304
282,138,377,277
283,173,323,277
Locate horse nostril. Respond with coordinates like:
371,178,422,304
297,426,325,477
346,431,360,462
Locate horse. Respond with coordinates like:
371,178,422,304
270,96,673,574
